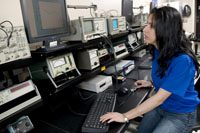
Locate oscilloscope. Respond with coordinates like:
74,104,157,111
64,17,108,43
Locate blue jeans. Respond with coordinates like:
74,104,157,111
137,107,197,133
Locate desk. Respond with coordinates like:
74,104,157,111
109,58,152,133
11,54,152,133
78,54,152,133
109,87,151,133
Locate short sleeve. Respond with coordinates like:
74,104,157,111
160,55,195,97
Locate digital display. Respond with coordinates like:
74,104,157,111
112,19,118,30
52,58,66,68
83,20,94,33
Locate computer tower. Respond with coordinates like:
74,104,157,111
122,0,133,24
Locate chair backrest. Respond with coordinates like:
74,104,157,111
189,77,200,133
195,77,200,98
194,77,200,124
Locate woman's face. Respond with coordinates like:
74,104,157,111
143,14,157,46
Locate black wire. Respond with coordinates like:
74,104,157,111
95,34,121,93
78,91,96,101
96,34,114,54
0,27,8,38
0,20,14,47
66,102,87,116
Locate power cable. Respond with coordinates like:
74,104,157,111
0,20,13,47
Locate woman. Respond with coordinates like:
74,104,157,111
100,6,200,133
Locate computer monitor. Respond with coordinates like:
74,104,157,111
20,0,70,51
122,0,133,24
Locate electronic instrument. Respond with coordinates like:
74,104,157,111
0,26,31,64
77,75,112,93
107,16,126,35
7,116,34,133
76,49,100,70
64,17,107,42
105,60,135,75
113,42,129,59
0,80,41,122
46,52,79,78
46,53,81,88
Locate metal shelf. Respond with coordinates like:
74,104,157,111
0,58,32,71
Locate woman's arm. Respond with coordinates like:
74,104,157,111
100,88,171,123
123,88,171,120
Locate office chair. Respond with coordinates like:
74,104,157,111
190,76,200,133
190,107,200,133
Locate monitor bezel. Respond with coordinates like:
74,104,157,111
20,0,70,44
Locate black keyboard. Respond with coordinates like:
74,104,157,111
82,92,117,133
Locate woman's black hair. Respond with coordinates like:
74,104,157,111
150,6,199,78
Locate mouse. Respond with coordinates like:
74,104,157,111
117,87,129,96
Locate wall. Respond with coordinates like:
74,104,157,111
0,0,151,26
182,0,195,34
0,0,23,26
0,0,195,33
67,0,151,19
158,0,195,33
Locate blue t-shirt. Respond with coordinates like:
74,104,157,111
152,49,200,113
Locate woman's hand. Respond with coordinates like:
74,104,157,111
135,80,153,89
100,112,126,123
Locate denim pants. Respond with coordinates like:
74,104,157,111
137,107,197,133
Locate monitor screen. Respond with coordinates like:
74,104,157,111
83,20,94,34
20,0,70,47
122,0,133,24
112,19,118,30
